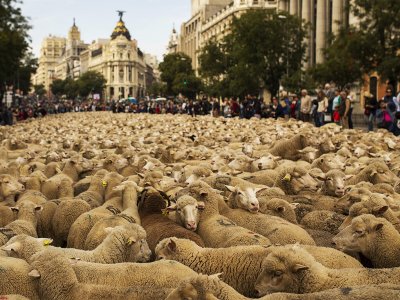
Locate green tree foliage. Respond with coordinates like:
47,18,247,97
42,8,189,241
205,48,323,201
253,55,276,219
50,79,65,97
33,84,46,98
17,52,37,95
310,28,363,90
198,10,307,97
351,0,400,86
198,40,227,96
148,81,166,97
159,52,199,96
77,71,106,98
172,73,202,99
0,0,31,97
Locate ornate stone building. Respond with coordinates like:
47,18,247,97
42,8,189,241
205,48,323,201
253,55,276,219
33,13,156,100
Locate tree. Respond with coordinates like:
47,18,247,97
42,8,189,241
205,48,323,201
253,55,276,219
198,40,227,96
159,52,198,96
17,53,37,95
33,84,46,98
50,79,65,97
77,71,106,98
0,0,31,99
197,10,307,97
172,73,202,99
148,81,166,97
310,28,363,90
350,0,400,87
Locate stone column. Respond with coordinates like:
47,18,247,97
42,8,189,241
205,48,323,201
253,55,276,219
279,0,287,12
332,0,344,35
316,0,327,64
302,0,312,68
290,0,298,16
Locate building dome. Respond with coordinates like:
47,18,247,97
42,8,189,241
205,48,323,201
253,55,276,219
111,14,131,41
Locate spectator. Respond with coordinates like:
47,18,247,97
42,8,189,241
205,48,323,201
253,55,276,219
315,90,329,127
364,91,377,132
280,91,291,120
300,89,311,122
270,97,284,119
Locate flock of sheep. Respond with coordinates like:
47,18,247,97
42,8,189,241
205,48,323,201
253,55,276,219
1,111,400,300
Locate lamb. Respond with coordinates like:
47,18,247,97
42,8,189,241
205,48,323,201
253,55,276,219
0,174,25,206
310,154,345,173
176,181,271,247
333,214,400,268
254,244,400,296
273,166,319,195
0,256,40,300
156,238,362,297
138,186,205,255
83,181,142,250
257,198,298,224
3,224,151,263
27,249,171,300
166,274,400,300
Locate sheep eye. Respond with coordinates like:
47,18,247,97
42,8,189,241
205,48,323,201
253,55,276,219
327,178,333,181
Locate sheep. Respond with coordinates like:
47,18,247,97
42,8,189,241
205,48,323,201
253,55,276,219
0,200,42,246
311,154,345,173
3,224,151,263
156,238,362,298
333,214,400,268
347,161,399,186
176,181,271,247
70,259,197,289
257,198,299,224
300,210,346,235
67,172,125,249
83,181,142,250
27,249,171,300
273,166,319,195
0,256,40,300
254,244,400,296
338,193,400,232
318,170,351,197
166,274,400,300
0,206,15,227
138,186,205,255
41,158,82,200
0,174,25,206
268,134,315,160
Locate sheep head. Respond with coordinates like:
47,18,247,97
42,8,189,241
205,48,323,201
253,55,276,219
225,185,261,213
167,195,205,231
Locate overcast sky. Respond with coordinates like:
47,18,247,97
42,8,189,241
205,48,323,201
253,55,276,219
21,0,191,60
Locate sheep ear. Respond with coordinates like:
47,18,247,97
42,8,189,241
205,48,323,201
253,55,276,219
166,204,177,212
292,264,309,273
2,241,22,253
55,167,62,174
370,169,378,177
38,238,53,246
276,206,286,213
104,227,114,234
197,201,205,210
290,203,300,209
209,273,223,279
28,269,41,278
138,173,145,179
372,206,389,216
282,174,291,182
126,237,136,246
167,239,177,252
225,185,237,193
373,222,384,231
254,187,267,194
200,190,208,197
316,174,326,181
10,207,19,213
344,175,354,181
35,206,43,212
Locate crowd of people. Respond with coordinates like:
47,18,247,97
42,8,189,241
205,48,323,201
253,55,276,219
1,85,400,135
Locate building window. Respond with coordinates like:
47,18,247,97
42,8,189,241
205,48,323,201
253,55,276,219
253,0,259,4
120,53,123,59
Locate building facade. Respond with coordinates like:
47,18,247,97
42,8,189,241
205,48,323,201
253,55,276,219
33,14,157,100
32,35,66,92
177,0,357,72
